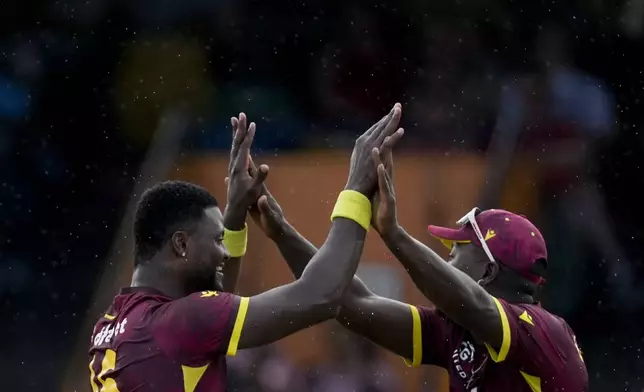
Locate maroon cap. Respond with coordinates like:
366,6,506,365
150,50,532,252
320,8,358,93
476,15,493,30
428,209,548,284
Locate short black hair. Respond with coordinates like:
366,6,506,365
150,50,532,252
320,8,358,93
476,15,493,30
133,180,218,265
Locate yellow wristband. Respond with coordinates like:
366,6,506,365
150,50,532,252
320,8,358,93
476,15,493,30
223,224,248,258
330,190,372,231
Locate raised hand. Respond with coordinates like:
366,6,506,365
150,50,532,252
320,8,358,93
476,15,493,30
345,103,403,197
225,156,286,240
224,113,269,229
370,132,403,235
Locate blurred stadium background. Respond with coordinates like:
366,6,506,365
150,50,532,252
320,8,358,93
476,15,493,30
2,0,644,391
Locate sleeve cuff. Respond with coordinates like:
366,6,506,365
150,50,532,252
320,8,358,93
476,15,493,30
226,297,250,356
484,297,511,363
403,305,423,367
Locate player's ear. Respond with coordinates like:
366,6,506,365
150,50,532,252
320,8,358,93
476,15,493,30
171,231,189,258
479,261,499,286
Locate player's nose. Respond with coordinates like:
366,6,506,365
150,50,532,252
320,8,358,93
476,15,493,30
222,248,231,262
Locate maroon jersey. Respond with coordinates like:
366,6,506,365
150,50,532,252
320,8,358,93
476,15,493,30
88,287,249,392
406,297,588,391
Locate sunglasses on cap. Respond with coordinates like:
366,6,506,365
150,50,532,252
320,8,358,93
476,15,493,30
457,207,496,265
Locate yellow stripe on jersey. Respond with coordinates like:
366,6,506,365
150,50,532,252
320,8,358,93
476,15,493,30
226,297,249,356
520,371,542,392
181,364,210,392
403,305,423,367
484,297,511,363
89,355,99,392
104,314,116,320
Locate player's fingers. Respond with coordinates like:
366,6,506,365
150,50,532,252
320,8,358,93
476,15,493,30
257,195,274,216
379,135,392,157
379,136,395,178
229,117,241,173
365,101,401,139
374,104,402,145
238,112,247,138
248,154,259,174
231,116,239,138
381,128,404,169
224,177,229,187
233,113,248,152
378,164,395,201
377,164,390,198
371,147,383,168
366,105,396,139
382,128,404,151
363,113,389,138
232,122,256,174
252,163,269,188
367,102,401,137
231,117,245,150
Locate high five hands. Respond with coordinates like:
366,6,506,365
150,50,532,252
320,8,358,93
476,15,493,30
223,113,270,230
370,119,402,236
231,103,404,239
347,102,404,235
344,103,404,198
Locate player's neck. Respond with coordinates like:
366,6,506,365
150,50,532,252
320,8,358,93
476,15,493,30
131,263,187,299
486,285,535,305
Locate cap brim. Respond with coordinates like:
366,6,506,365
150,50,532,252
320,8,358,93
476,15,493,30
427,225,473,250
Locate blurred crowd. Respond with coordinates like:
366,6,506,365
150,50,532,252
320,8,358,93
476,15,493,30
3,0,644,390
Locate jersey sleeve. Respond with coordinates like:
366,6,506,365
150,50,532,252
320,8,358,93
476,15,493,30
153,291,250,362
483,297,576,366
405,305,451,368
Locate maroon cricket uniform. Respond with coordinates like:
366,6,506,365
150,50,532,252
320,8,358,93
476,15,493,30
417,209,588,390
406,297,588,391
88,287,249,392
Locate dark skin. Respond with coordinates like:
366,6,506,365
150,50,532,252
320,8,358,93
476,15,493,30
135,104,403,350
249,128,531,361
371,156,532,349
221,112,268,293
131,206,230,299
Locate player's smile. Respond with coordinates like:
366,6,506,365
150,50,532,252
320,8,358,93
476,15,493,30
215,260,225,289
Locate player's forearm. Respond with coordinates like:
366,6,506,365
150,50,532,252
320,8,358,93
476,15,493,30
222,259,242,294
221,208,246,293
336,294,415,360
382,225,491,327
273,223,318,278
298,218,367,307
236,219,368,350
223,206,246,231
337,285,380,330
274,222,373,297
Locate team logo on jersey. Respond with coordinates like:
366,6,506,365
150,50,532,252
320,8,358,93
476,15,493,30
200,291,219,297
452,340,476,379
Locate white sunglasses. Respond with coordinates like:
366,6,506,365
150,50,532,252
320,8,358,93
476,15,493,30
457,207,496,265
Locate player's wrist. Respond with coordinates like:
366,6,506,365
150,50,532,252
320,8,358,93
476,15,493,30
271,219,297,242
330,189,372,231
267,217,289,241
379,222,403,242
223,207,247,231
343,181,373,198
223,223,248,258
